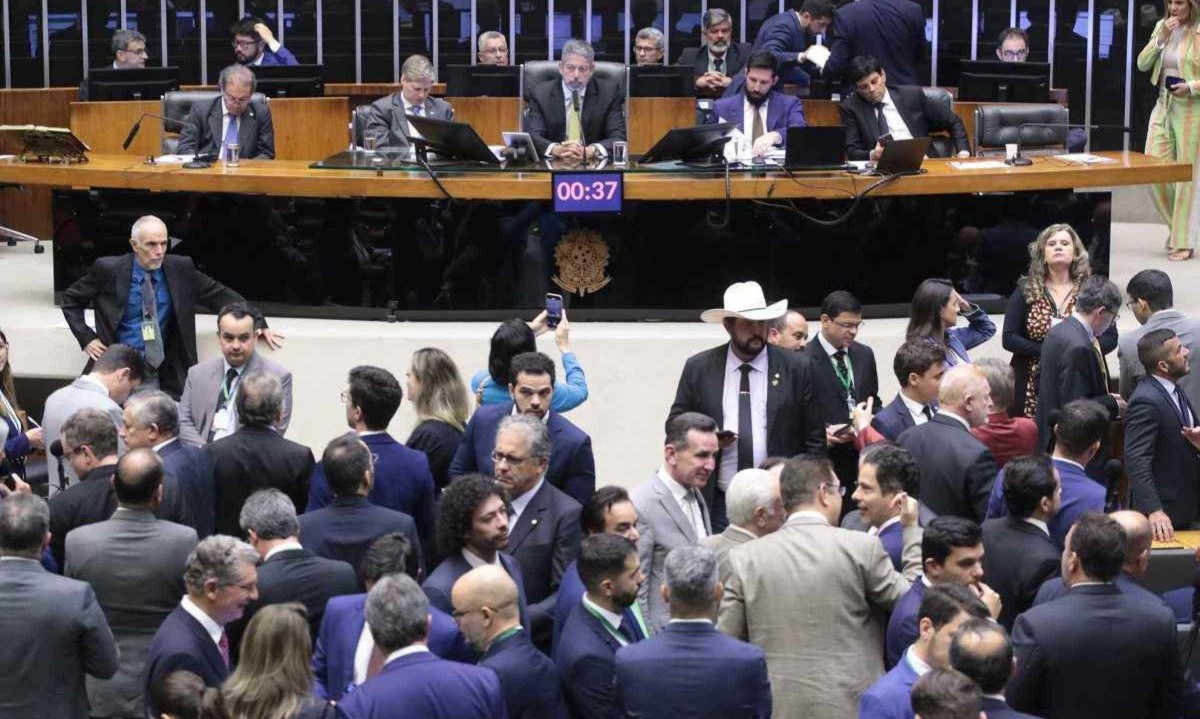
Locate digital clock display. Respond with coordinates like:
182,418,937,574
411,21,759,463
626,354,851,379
552,172,623,213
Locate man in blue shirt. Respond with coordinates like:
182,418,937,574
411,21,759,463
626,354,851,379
232,17,299,66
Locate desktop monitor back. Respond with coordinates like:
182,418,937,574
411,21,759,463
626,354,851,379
250,64,325,98
86,67,180,101
444,65,521,97
405,114,501,164
628,64,693,97
957,60,1050,103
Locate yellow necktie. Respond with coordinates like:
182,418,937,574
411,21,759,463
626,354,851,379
1092,338,1111,390
567,92,583,144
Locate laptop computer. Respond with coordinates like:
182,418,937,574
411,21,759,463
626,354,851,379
874,137,932,176
784,126,848,170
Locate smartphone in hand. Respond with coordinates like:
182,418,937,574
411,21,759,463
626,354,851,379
545,293,564,329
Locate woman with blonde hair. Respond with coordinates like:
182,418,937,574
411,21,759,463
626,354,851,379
406,347,471,492
1002,223,1116,418
0,328,44,478
1138,0,1200,260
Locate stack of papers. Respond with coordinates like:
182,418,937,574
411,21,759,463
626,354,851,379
805,44,831,70
1052,153,1116,164
153,154,196,164
950,160,1010,170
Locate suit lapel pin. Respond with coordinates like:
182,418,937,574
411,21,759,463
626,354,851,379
530,519,539,527
771,372,780,387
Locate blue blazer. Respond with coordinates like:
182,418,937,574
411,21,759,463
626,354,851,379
423,552,531,631
298,496,423,586
480,629,567,719
872,394,917,442
614,621,771,719
554,602,626,719
986,457,1105,549
449,402,596,506
751,10,818,85
1124,376,1200,528
710,91,807,148
159,439,215,538
942,307,997,368
885,577,926,669
308,432,437,549
258,45,299,65
879,521,903,571
859,652,920,719
552,560,641,655
2,413,30,475
981,696,1041,719
144,604,228,716
336,650,508,719
1033,571,1168,609
825,0,927,86
312,593,472,700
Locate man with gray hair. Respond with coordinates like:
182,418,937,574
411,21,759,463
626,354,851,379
339,573,507,719
178,63,275,159
110,28,148,68
678,8,754,94
493,413,581,650
634,27,665,65
48,407,122,566
615,545,772,719
228,489,356,656
704,467,783,583
477,30,509,65
0,492,120,719
970,358,1037,469
365,54,455,151
526,38,626,161
207,371,314,536
144,535,260,715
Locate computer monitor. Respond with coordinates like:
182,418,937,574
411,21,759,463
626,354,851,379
639,121,737,165
956,60,1050,103
250,64,325,98
444,64,521,97
628,64,693,97
85,67,180,101
405,114,500,164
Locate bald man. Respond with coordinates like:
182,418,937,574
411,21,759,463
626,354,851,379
1032,510,1167,608
452,566,565,719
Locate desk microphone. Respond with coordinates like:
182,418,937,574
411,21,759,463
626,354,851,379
1102,458,1124,512
49,439,66,494
1005,122,1132,166
122,112,190,150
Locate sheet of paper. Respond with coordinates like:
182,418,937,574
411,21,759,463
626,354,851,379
950,160,1010,170
805,44,830,70
153,154,195,163
1053,153,1116,164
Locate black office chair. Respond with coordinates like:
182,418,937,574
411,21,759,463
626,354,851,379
160,90,268,154
350,104,374,148
920,86,958,158
521,60,627,99
974,103,1069,158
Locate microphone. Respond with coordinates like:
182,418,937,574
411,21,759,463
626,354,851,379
1102,458,1124,512
1004,123,1133,166
49,439,66,494
122,112,190,151
49,439,63,459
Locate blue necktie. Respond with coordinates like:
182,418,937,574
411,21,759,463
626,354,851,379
223,115,239,150
618,611,643,643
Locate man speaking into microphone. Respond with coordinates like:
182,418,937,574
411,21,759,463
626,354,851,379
525,39,625,163
177,64,275,159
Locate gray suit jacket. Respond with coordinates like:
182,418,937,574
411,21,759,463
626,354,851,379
42,377,125,485
177,351,293,447
1119,309,1200,409
702,524,756,586
0,557,121,719
64,508,197,719
364,93,455,150
718,514,921,719
631,471,712,635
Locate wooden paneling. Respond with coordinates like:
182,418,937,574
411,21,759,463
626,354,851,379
70,100,159,155
445,97,522,145
0,88,76,239
627,97,697,154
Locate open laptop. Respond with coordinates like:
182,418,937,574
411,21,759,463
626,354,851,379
783,126,848,170
874,137,932,176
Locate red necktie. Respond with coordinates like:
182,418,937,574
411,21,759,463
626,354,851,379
218,631,230,669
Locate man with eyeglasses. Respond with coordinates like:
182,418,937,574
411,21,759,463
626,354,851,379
78,29,148,100
678,8,753,96
177,63,276,160
231,16,298,66
477,31,509,65
994,26,1086,152
47,408,121,567
634,27,665,65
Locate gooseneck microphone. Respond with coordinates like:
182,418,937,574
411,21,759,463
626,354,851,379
122,112,190,150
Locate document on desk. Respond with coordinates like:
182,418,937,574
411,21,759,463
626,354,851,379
950,160,1010,170
1053,153,1117,164
154,154,195,164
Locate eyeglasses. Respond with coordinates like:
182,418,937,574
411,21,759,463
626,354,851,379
823,482,846,497
224,578,258,593
634,45,660,54
832,319,864,330
339,389,351,404
998,49,1028,60
121,47,149,56
1125,300,1140,312
223,92,252,106
491,451,531,466
66,444,90,458
452,598,515,618
233,39,261,48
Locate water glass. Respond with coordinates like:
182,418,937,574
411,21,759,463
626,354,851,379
612,141,628,166
223,143,240,167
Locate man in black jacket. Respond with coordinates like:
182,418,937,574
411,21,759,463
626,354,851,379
676,8,753,96
48,408,120,567
525,38,626,161
177,63,275,160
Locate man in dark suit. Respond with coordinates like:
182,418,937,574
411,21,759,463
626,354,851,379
77,29,148,100
749,0,835,85
0,493,120,719
1120,269,1200,409
450,351,596,505
177,64,275,159
839,55,969,161
615,545,772,719
423,474,530,627
676,8,753,96
669,280,825,532
980,455,1061,630
144,535,261,715
454,564,567,719
872,340,946,441
825,0,927,86
1008,513,1185,719
60,215,279,398
1036,276,1125,449
299,432,423,583
309,366,436,549
337,573,508,719
207,371,313,536
525,38,626,161
897,364,998,521
64,449,197,719
950,619,1041,719
556,533,646,719
364,55,455,151
493,414,582,649
229,489,357,656
49,407,120,566
804,291,880,490
1125,328,1200,541
708,51,807,158
314,533,471,700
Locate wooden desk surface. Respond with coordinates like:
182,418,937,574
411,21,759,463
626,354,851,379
0,151,1186,202
1153,530,1200,550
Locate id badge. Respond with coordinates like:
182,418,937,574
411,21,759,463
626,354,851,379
1049,316,1064,328
141,321,157,342
212,408,231,432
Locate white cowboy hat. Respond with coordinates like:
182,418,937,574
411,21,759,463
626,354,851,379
700,281,788,323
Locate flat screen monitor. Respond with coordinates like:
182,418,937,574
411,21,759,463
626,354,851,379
628,64,693,97
250,64,325,98
85,67,180,101
639,121,737,164
957,60,1050,103
444,64,521,97
405,114,500,164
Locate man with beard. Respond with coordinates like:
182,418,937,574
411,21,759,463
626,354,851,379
677,8,753,96
668,281,825,533
708,51,806,158
525,38,626,162
230,17,298,66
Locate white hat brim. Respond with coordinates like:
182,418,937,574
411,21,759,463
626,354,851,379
700,299,788,323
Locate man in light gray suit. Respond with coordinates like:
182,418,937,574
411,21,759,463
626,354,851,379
364,54,454,151
718,454,922,719
703,467,783,585
1120,270,1200,409
178,302,292,447
42,344,145,486
631,412,719,634
0,492,120,719
65,449,197,719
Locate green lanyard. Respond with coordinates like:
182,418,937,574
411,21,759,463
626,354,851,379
833,358,854,395
221,372,238,402
582,599,631,646
490,625,523,646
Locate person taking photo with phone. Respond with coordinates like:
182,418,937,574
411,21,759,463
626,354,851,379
470,308,589,413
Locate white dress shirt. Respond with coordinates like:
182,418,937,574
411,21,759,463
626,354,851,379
1023,517,1050,536
180,596,224,649
868,515,901,536
739,97,772,155
787,509,829,525
582,594,630,646
904,645,932,676
707,50,727,74
878,90,913,141
352,621,376,685
658,467,708,539
211,360,246,442
719,345,769,491
900,391,933,428
263,540,304,561
509,477,545,526
937,409,971,431
383,644,430,665
1154,375,1190,424
549,83,607,158
816,332,856,413
462,548,502,568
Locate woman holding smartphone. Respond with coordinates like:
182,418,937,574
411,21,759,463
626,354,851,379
1139,0,1200,261
0,329,44,479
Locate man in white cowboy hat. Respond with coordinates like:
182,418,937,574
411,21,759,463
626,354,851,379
667,280,826,532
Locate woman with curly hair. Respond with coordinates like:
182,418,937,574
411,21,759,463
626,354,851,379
1002,223,1117,418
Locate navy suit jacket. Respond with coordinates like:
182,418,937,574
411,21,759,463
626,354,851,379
879,521,904,571
552,560,641,655
298,496,423,586
1035,315,1120,448
986,457,1105,549
508,482,582,647
554,602,627,719
481,629,567,719
158,438,215,538
308,432,437,549
749,11,819,84
859,651,919,719
872,393,919,441
825,0,927,86
1033,570,1168,608
449,402,596,506
423,552,531,631
336,650,507,719
1124,375,1200,528
144,604,228,716
884,576,926,669
981,696,1041,719
710,91,807,148
614,621,771,719
981,517,1060,630
312,593,472,700
897,414,997,522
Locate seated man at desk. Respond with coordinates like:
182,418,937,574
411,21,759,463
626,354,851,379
839,55,969,161
177,64,276,160
478,31,509,65
677,9,753,96
525,39,626,162
707,51,806,157
364,55,455,151
994,26,1086,152
78,29,148,100
635,28,665,65
232,17,299,66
